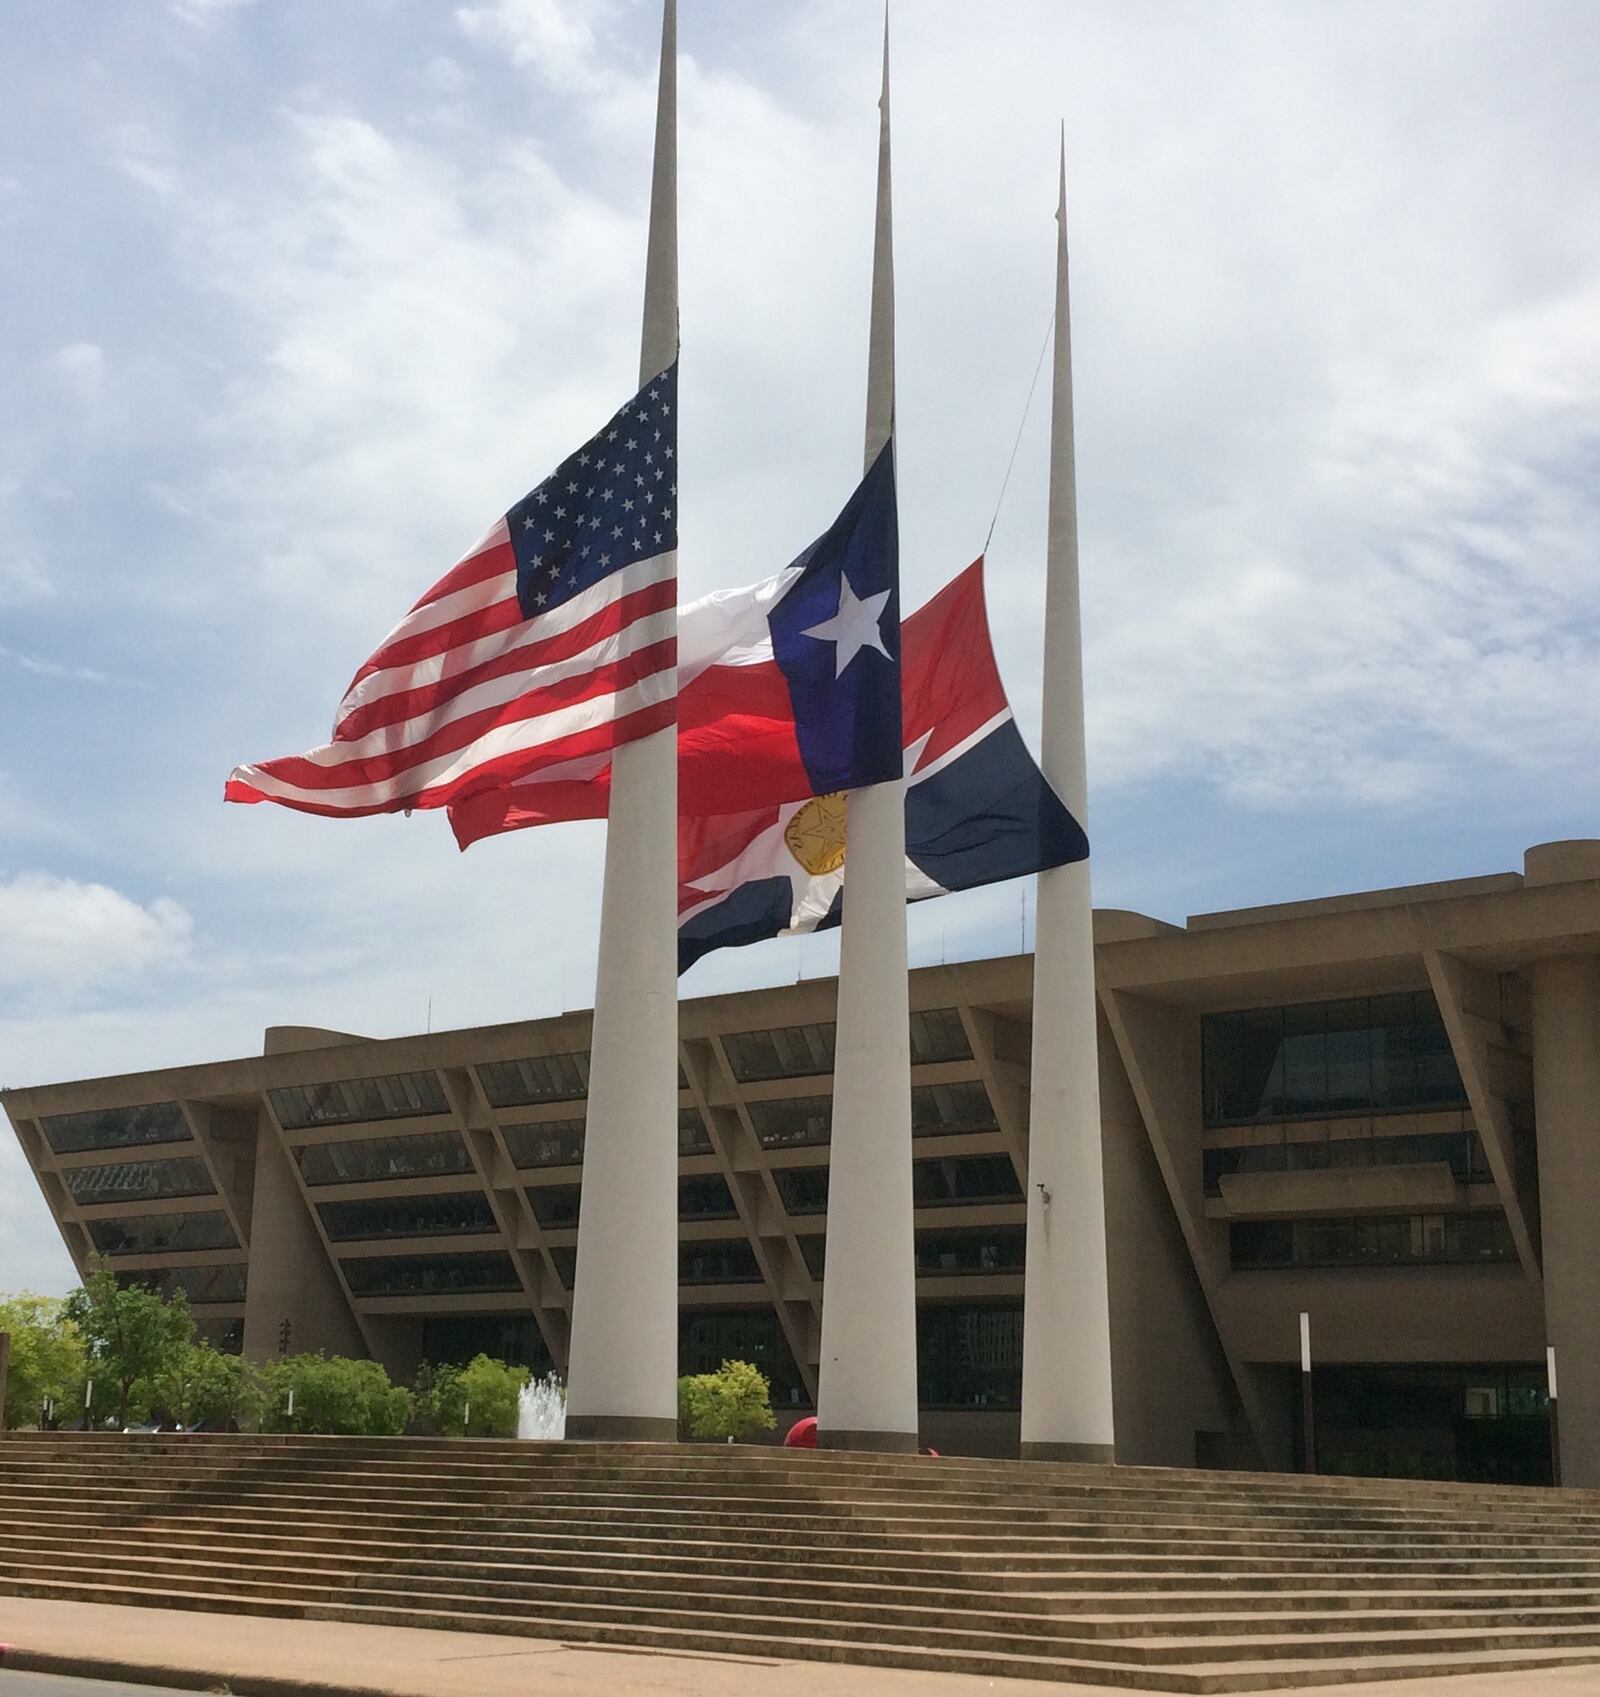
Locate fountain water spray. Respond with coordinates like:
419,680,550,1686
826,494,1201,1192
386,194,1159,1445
517,1373,567,1440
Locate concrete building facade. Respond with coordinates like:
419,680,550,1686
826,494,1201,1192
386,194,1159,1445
6,839,1600,1481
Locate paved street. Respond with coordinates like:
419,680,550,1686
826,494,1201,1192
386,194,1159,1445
1,1676,180,1697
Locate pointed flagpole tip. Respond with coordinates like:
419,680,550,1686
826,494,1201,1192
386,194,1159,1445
879,6,891,108
1056,124,1067,224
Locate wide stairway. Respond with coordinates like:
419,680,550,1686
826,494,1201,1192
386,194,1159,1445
3,1435,1600,1692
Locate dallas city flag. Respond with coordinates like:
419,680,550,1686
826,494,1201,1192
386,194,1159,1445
676,559,1088,971
226,364,679,818
448,442,903,844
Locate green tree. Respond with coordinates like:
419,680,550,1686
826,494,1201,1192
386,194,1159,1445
0,1293,87,1430
677,1359,775,1442
146,1343,265,1430
260,1353,412,1436
62,1268,195,1427
421,1354,529,1438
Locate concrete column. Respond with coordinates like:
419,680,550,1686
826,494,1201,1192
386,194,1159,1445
563,0,680,1442
1531,953,1600,1487
815,20,919,1454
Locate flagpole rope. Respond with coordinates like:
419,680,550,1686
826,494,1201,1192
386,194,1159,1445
984,305,1057,555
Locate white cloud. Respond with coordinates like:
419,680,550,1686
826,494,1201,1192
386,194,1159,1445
454,0,616,93
0,875,193,997
47,341,106,405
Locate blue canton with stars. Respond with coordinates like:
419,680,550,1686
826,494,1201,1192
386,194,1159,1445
508,359,678,620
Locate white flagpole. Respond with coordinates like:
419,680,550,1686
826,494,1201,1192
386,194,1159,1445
564,0,679,1443
1019,136,1116,1463
815,16,919,1454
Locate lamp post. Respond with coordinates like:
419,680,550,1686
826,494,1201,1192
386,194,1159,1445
1300,1312,1317,1475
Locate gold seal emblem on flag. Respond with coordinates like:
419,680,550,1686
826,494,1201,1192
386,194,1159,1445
784,793,848,875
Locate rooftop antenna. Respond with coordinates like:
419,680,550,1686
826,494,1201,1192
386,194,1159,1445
426,995,432,1034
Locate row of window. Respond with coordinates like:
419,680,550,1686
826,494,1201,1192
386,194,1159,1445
270,1071,448,1131
720,1008,972,1083
774,1154,1022,1215
1230,1211,1517,1271
65,1156,215,1208
115,1263,246,1304
87,1210,237,1256
801,1225,1028,1280
1203,1130,1493,1195
749,1081,997,1149
318,1191,498,1242
40,1101,191,1155
500,1108,711,1170
296,1131,473,1187
1202,993,1466,1127
342,1250,522,1298
525,1175,739,1230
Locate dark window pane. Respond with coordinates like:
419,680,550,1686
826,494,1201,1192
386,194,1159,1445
1230,1212,1516,1271
678,1107,713,1155
196,1317,244,1354
269,1071,448,1131
912,1081,997,1136
722,1024,838,1082
525,1184,582,1228
475,1052,590,1109
798,1234,826,1277
912,1154,1023,1206
1202,995,1464,1126
40,1102,190,1155
679,1239,762,1284
915,1225,1027,1276
918,1304,1022,1409
747,1095,832,1149
317,1191,497,1242
679,1306,804,1405
342,1251,521,1298
66,1156,214,1206
502,1119,585,1168
87,1210,236,1255
116,1263,246,1304
679,1174,737,1221
296,1131,472,1186
909,1008,973,1064
773,1166,830,1215
421,1315,553,1375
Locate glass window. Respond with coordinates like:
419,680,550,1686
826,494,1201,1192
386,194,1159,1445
1202,995,1465,1127
747,1095,832,1150
317,1191,497,1242
87,1211,236,1256
548,1245,577,1288
912,1081,998,1136
1204,1130,1490,1196
117,1264,246,1304
679,1239,762,1284
722,1023,837,1082
65,1156,214,1207
679,1307,805,1405
798,1234,826,1277
525,1184,582,1229
196,1317,244,1354
909,1008,973,1064
679,1174,738,1221
915,1225,1027,1276
421,1315,553,1374
476,1053,589,1109
502,1119,585,1169
269,1071,448,1131
773,1166,829,1215
342,1251,521,1298
296,1130,472,1187
918,1304,1022,1409
40,1102,190,1155
678,1107,713,1155
1229,1211,1516,1270
913,1154,1023,1207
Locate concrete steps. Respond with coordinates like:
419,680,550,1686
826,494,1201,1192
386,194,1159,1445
2,1434,1599,1690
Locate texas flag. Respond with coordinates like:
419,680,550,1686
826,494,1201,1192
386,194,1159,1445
676,560,1088,972
448,444,902,846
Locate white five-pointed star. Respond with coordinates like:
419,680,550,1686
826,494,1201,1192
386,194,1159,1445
801,575,892,678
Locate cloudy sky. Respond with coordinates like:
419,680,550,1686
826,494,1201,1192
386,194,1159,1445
3,0,1597,1292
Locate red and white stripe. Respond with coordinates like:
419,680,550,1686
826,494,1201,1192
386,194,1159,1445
226,521,677,818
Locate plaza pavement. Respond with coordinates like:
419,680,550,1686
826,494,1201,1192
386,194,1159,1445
2,1599,1599,1697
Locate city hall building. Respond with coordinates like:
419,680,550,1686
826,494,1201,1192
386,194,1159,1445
7,838,1599,1484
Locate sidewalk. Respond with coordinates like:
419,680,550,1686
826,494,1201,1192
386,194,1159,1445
2,1598,1599,1697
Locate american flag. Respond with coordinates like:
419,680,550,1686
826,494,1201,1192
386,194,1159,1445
226,362,678,819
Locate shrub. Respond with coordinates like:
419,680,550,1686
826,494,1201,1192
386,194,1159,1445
419,1354,529,1438
146,1343,265,1431
62,1268,196,1427
678,1359,775,1442
260,1353,412,1436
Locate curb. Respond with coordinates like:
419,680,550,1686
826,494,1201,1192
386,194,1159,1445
0,1645,397,1697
